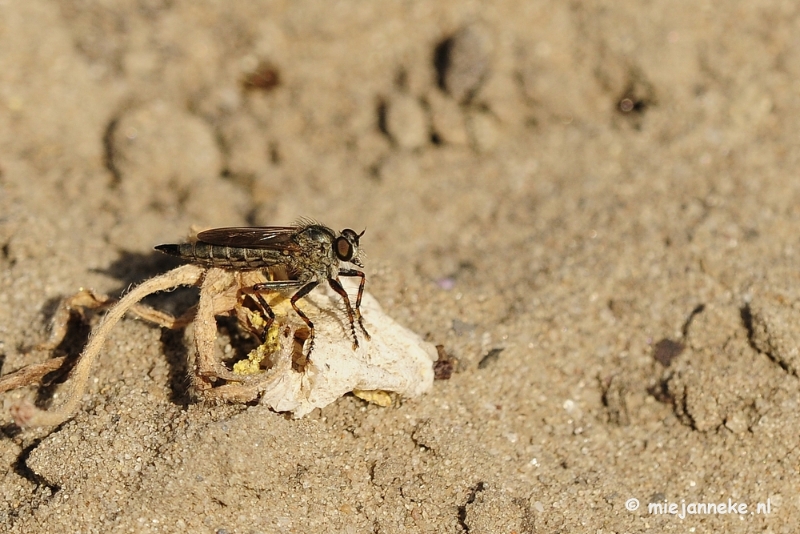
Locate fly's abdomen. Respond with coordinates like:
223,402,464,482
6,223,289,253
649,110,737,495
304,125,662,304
155,242,277,270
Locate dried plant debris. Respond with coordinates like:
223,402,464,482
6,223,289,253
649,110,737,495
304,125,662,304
241,60,281,91
433,345,458,380
477,347,504,369
1,225,436,427
652,338,685,367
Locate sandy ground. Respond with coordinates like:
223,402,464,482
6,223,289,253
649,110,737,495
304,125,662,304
2,1,800,532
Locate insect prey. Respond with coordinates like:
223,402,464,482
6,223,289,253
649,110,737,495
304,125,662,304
155,221,371,357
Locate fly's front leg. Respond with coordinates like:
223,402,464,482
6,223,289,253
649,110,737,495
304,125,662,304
327,277,361,350
338,269,371,342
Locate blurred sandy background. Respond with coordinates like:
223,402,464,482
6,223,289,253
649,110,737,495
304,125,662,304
2,1,800,532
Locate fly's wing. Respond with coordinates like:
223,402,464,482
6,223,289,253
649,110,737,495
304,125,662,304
196,226,301,251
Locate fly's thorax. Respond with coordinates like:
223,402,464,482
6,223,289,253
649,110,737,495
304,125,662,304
299,224,338,242
296,252,340,282
290,226,336,272
296,225,337,256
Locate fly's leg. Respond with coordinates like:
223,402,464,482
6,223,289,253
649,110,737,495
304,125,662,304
338,269,371,342
327,277,361,350
253,280,318,357
251,292,276,343
289,281,319,356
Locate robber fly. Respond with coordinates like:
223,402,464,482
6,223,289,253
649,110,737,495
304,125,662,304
155,221,371,356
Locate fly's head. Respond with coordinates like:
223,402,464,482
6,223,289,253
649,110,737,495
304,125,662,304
334,229,366,268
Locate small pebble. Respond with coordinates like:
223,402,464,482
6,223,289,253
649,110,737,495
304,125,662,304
384,93,429,149
440,25,492,104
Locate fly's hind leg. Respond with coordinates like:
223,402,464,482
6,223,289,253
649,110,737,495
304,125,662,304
289,281,320,356
252,280,318,357
248,291,276,343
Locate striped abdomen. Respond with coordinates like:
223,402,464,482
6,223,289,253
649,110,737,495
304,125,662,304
155,242,282,270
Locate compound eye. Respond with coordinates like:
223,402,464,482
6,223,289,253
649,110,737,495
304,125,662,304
335,236,354,261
